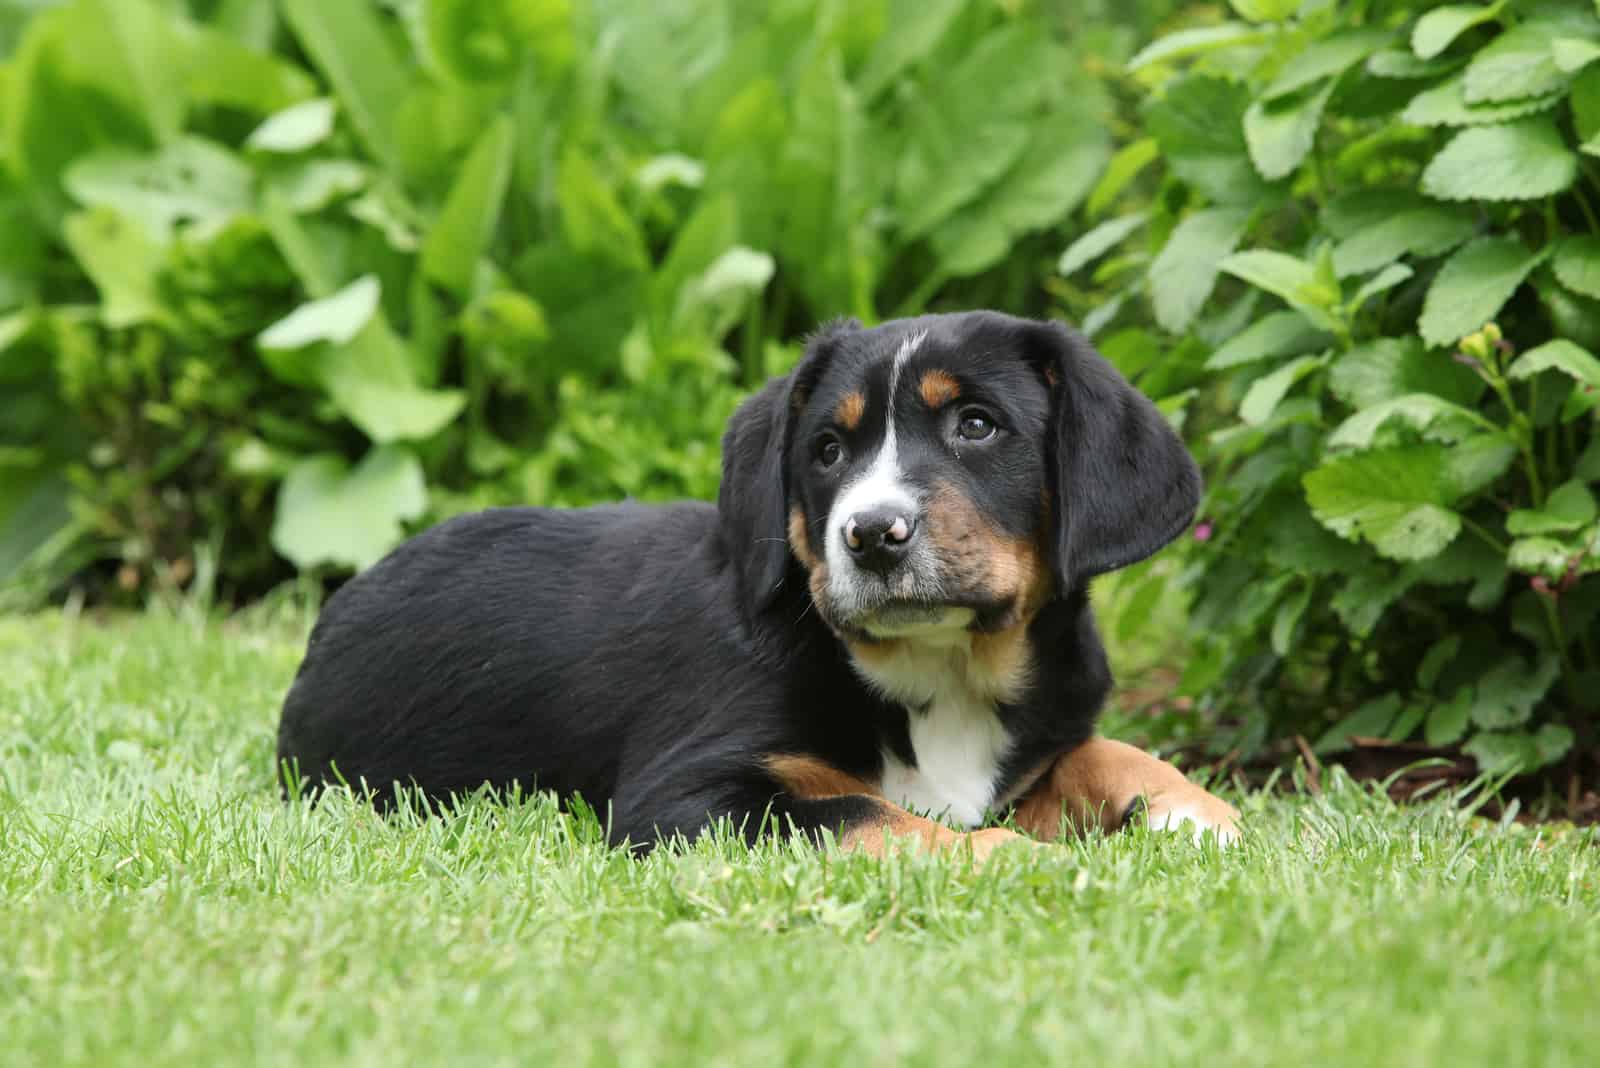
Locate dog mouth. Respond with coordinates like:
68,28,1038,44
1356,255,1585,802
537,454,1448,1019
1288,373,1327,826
859,601,977,639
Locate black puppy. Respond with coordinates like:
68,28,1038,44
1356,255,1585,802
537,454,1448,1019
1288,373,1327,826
277,312,1238,857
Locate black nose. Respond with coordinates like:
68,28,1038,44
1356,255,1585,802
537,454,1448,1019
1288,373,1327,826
843,509,917,575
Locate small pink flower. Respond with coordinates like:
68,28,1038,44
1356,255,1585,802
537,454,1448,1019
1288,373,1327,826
1193,521,1214,542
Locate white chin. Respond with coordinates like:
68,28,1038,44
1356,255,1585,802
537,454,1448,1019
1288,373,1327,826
861,606,976,640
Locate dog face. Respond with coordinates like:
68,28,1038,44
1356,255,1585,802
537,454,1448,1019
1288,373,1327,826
719,312,1201,634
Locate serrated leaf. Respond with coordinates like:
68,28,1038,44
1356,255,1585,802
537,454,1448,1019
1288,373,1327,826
1304,445,1462,561
247,98,336,153
271,447,426,571
1463,730,1541,775
1412,2,1508,60
1443,435,1518,497
1553,37,1600,72
1331,206,1477,276
1418,237,1548,347
1508,535,1578,576
1351,264,1415,310
1206,310,1331,369
1426,689,1473,745
1534,723,1576,766
1245,80,1335,180
1507,480,1598,535
1553,236,1600,299
1263,30,1391,100
1128,22,1275,71
1327,393,1493,448
1218,250,1343,331
1088,139,1159,218
1508,339,1600,388
1060,214,1147,276
1241,354,1326,425
1470,654,1559,729
1144,75,1270,203
259,276,380,350
1401,75,1563,127
1421,120,1577,202
1147,208,1251,334
1463,22,1573,104
1367,49,1465,79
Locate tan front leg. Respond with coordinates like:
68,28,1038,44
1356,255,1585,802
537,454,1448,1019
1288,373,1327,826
1011,737,1240,845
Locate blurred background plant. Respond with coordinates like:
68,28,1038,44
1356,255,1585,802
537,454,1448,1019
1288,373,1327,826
2,0,1596,801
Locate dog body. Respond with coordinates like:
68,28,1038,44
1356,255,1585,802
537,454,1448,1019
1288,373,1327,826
277,312,1239,852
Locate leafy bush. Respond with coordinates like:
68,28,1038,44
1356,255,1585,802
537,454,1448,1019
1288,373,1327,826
1064,0,1600,776
1,0,1157,601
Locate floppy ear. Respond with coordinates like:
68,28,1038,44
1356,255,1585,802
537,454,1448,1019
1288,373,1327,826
719,318,859,617
1025,321,1201,593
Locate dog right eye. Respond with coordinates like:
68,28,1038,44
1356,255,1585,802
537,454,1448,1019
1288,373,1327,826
816,436,844,468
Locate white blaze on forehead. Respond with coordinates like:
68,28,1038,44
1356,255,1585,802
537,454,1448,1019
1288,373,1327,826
825,330,927,563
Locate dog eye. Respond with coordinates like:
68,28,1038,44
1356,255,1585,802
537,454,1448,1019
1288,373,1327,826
957,409,998,441
816,435,845,467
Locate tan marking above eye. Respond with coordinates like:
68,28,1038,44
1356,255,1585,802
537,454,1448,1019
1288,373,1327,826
919,370,961,409
835,392,866,430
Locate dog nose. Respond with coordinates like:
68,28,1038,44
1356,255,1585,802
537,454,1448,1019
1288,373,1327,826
843,509,917,575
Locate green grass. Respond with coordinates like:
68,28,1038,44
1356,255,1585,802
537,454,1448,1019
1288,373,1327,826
2,608,1597,1068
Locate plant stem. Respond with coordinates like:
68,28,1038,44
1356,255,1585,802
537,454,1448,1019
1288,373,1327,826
1461,515,1508,555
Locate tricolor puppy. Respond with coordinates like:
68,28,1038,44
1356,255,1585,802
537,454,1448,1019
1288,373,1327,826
276,312,1239,857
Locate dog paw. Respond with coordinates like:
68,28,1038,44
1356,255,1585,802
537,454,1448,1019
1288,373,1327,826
965,826,1045,862
1141,790,1241,847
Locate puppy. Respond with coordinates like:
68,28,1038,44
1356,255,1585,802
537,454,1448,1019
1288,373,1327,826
276,311,1239,857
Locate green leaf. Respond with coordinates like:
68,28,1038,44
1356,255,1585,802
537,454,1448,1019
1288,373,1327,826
557,149,648,271
1331,566,1416,637
1463,21,1573,104
247,98,336,154
1418,237,1548,347
1206,310,1331,369
1331,206,1476,277
1508,339,1600,388
1059,213,1147,277
60,207,170,328
1421,120,1577,202
178,21,318,115
0,465,71,588
932,113,1110,278
1088,139,1159,218
1412,2,1508,60
259,276,380,351
1426,689,1473,745
1418,635,1463,689
1218,250,1342,332
1400,74,1563,127
1128,22,1275,71
1327,393,1493,449
420,115,516,296
64,138,253,236
856,0,966,98
1271,582,1313,656
1350,264,1415,310
1507,480,1598,535
1244,80,1335,181
1470,655,1560,729
264,160,369,214
1579,437,1600,481
281,0,410,174
1553,37,1600,73
671,246,775,341
1552,236,1600,299
271,447,427,571
1315,694,1401,754
1574,66,1600,142
1442,434,1518,497
1462,730,1540,775
1144,75,1271,203
1147,208,1251,334
1367,49,1465,79
1508,535,1578,577
1533,723,1576,766
423,0,575,84
1230,0,1300,22
321,322,467,443
1263,30,1391,100
1240,354,1326,426
1304,446,1462,561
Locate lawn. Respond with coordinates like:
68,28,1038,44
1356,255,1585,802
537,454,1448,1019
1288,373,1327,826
1,608,1597,1068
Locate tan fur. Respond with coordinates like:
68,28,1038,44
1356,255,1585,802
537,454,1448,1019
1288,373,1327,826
835,391,866,430
1010,738,1240,843
763,754,1034,861
787,506,821,570
919,369,961,409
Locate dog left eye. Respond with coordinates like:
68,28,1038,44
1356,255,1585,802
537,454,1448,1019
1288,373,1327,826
957,410,997,441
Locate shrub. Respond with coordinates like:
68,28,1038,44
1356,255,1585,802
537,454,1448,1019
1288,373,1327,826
1063,0,1600,777
2,0,1166,601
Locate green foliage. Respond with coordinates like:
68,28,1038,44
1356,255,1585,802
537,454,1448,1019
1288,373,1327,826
0,0,1126,599
1073,0,1600,775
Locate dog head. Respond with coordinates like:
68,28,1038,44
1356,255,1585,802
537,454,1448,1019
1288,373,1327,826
719,312,1200,638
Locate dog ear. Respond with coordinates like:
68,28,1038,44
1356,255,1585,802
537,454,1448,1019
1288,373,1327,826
719,318,860,617
1024,320,1201,593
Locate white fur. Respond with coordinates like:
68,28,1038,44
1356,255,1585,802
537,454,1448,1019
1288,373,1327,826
850,621,1024,829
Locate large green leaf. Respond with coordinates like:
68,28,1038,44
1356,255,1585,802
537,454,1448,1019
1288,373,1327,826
1218,249,1343,331
271,447,427,571
1144,74,1271,203
1463,21,1573,103
1553,236,1600,299
1303,445,1462,561
1411,1,1508,60
1206,311,1330,369
1509,338,1600,389
1328,337,1483,408
321,322,467,444
177,19,317,115
1418,237,1548,347
1240,354,1326,426
64,138,253,236
1421,120,1578,202
1331,206,1476,277
281,0,411,174
61,207,170,328
1507,480,1598,535
1400,73,1562,127
855,0,965,97
0,464,72,588
1244,80,1334,181
557,149,648,271
932,114,1110,278
1469,655,1560,729
420,114,516,296
1059,213,1147,277
1327,394,1495,449
1147,208,1251,334
258,276,380,353
1262,29,1391,100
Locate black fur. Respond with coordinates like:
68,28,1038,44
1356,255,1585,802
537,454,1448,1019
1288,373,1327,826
275,311,1201,849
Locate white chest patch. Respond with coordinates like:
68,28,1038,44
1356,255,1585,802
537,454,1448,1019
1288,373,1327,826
849,627,1023,829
